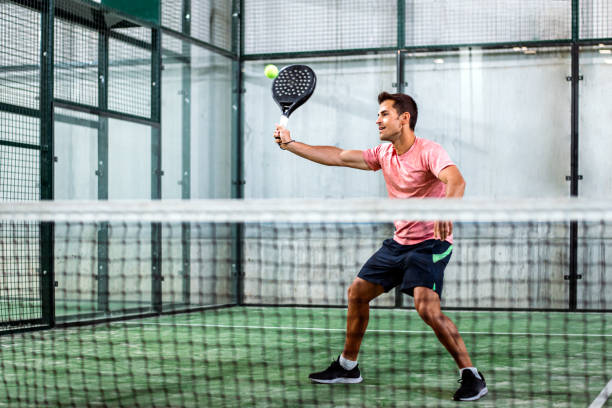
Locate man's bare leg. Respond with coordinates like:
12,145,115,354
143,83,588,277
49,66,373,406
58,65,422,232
309,277,383,384
413,286,472,368
341,277,385,360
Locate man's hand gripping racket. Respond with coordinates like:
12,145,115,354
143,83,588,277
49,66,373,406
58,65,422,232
271,65,316,149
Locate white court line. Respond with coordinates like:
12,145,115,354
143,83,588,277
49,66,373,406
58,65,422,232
121,321,612,337
589,378,612,408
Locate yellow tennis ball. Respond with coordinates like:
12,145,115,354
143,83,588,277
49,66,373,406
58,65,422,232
264,64,279,79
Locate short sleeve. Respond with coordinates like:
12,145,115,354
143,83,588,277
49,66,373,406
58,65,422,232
363,145,383,171
424,142,454,177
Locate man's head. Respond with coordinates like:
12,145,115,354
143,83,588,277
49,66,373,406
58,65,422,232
377,92,418,131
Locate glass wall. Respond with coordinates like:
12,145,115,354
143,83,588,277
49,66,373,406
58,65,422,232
243,55,395,198
405,47,571,198
577,45,612,310
161,38,233,200
161,33,234,309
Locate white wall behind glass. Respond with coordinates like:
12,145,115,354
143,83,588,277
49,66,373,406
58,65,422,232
162,42,233,199
243,55,395,198
578,47,612,198
54,112,97,200
108,119,151,199
406,47,572,198
190,46,232,199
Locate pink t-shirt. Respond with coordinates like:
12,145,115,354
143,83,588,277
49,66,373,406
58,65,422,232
363,138,455,245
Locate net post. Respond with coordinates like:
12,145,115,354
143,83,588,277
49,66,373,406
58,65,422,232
39,0,55,327
96,10,110,313
151,26,163,313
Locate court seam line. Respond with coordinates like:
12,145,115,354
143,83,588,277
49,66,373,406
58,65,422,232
121,322,612,337
589,378,612,408
288,307,612,316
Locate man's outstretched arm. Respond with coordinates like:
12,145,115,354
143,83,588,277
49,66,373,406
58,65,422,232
274,125,371,170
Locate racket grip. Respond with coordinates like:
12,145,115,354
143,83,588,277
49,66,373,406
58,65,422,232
279,115,289,127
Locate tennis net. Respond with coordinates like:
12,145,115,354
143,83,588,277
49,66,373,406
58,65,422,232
0,198,610,407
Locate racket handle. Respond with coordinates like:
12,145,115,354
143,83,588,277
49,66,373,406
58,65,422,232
279,115,289,127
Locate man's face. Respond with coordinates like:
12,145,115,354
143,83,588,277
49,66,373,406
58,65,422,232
376,100,408,141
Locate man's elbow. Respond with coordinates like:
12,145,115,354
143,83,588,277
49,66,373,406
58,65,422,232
444,173,466,195
453,176,466,194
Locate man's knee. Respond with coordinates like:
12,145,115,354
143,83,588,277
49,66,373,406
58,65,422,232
416,304,441,326
348,278,381,304
414,291,443,326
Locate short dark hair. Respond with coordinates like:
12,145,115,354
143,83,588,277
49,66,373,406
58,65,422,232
377,92,418,130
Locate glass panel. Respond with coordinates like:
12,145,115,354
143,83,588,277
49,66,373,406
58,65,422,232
189,45,232,199
243,55,395,198
161,38,233,200
577,45,612,310
108,119,151,199
579,46,612,198
405,47,571,198
53,108,98,200
53,109,99,318
161,36,233,309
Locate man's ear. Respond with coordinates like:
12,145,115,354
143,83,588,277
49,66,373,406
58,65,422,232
402,112,411,125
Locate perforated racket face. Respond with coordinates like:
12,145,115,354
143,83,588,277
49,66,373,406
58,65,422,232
272,65,316,117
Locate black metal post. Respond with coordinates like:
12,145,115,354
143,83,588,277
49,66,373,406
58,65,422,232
181,0,192,305
151,27,163,313
230,0,244,305
394,0,406,308
568,0,580,311
96,11,110,314
39,0,55,327
568,0,581,310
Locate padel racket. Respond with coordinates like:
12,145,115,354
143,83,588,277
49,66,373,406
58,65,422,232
272,64,316,128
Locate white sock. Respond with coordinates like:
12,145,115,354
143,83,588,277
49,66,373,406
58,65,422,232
339,354,358,371
460,367,481,380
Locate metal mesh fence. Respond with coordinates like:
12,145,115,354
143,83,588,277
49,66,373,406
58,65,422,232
243,0,612,55
0,0,42,329
161,0,233,51
108,33,152,118
161,0,184,33
190,0,232,50
580,0,612,40
0,1,40,110
244,0,397,55
54,16,99,107
406,0,571,46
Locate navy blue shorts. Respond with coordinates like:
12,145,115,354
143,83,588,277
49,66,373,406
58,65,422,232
357,239,453,299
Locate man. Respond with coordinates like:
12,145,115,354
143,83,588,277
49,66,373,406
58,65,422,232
273,92,488,401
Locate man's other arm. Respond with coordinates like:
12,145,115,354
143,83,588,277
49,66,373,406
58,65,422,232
434,165,466,240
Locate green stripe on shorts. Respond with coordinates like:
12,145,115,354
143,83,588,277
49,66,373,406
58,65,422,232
433,245,453,263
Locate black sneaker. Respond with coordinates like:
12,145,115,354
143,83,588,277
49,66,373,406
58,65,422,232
309,357,363,384
453,370,488,401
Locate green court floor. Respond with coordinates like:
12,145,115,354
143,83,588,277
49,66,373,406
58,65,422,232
1,307,610,407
